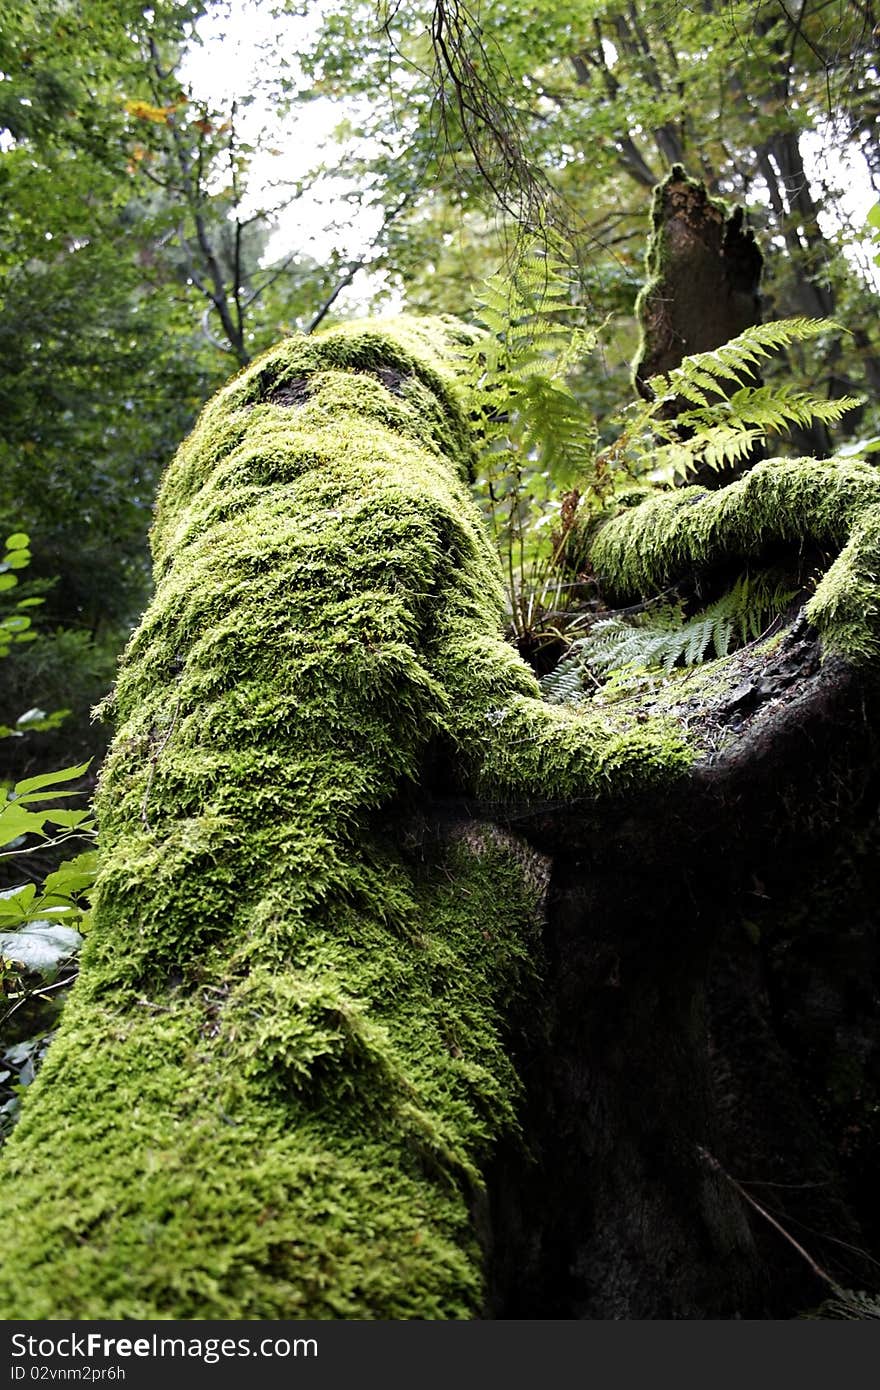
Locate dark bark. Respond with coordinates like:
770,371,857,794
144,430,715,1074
634,167,763,388
483,626,880,1318
632,166,765,488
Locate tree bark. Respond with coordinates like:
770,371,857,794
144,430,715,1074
634,167,763,385
631,166,767,489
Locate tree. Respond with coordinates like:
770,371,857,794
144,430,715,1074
0,0,224,777
301,0,880,442
0,0,341,777
0,305,877,1318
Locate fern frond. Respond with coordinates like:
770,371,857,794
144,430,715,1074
704,385,864,435
648,317,842,405
648,426,765,480
540,572,799,703
806,1286,880,1320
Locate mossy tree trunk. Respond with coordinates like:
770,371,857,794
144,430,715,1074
633,165,768,484
634,166,764,398
0,318,878,1320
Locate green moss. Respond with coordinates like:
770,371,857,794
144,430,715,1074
0,315,693,1319
590,458,880,664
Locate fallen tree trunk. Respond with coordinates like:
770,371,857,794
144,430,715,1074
0,317,878,1318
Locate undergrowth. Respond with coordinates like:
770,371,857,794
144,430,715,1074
463,236,862,680
541,571,800,703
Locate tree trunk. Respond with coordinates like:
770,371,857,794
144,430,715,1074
0,317,878,1319
634,167,763,383
633,166,765,487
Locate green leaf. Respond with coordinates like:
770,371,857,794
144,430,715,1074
15,707,70,732
4,533,29,551
0,574,18,592
835,435,880,458
0,882,37,919
0,802,49,845
13,761,92,797
43,809,92,829
41,852,99,901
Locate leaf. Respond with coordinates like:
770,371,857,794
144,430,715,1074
13,761,91,797
0,575,17,592
15,707,70,732
0,922,83,976
0,802,49,845
124,98,175,124
835,435,880,458
43,809,92,829
0,882,36,918
41,852,98,901
4,533,29,550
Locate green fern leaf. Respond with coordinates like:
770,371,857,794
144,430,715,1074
542,572,799,701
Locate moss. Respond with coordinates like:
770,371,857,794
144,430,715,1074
632,166,762,394
590,458,880,664
0,315,694,1319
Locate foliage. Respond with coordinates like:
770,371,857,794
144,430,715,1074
0,533,41,681
464,238,603,646
806,1286,880,1320
462,243,859,670
609,318,862,485
300,0,880,441
0,0,228,701
0,534,97,1147
541,572,799,702
867,203,880,270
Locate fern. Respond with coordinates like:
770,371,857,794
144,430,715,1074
540,572,798,703
463,236,605,637
650,317,839,402
464,252,860,657
609,317,863,484
467,236,601,486
805,1286,880,1320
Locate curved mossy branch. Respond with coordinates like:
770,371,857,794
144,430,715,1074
589,458,880,665
0,315,693,1319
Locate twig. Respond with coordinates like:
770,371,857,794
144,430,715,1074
0,830,95,860
698,1144,837,1289
0,973,77,1029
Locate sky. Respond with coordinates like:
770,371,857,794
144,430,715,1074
180,0,393,312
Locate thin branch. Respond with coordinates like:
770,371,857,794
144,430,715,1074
306,259,368,335
698,1145,837,1289
305,193,413,334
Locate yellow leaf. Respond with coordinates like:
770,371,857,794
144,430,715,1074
124,99,173,124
